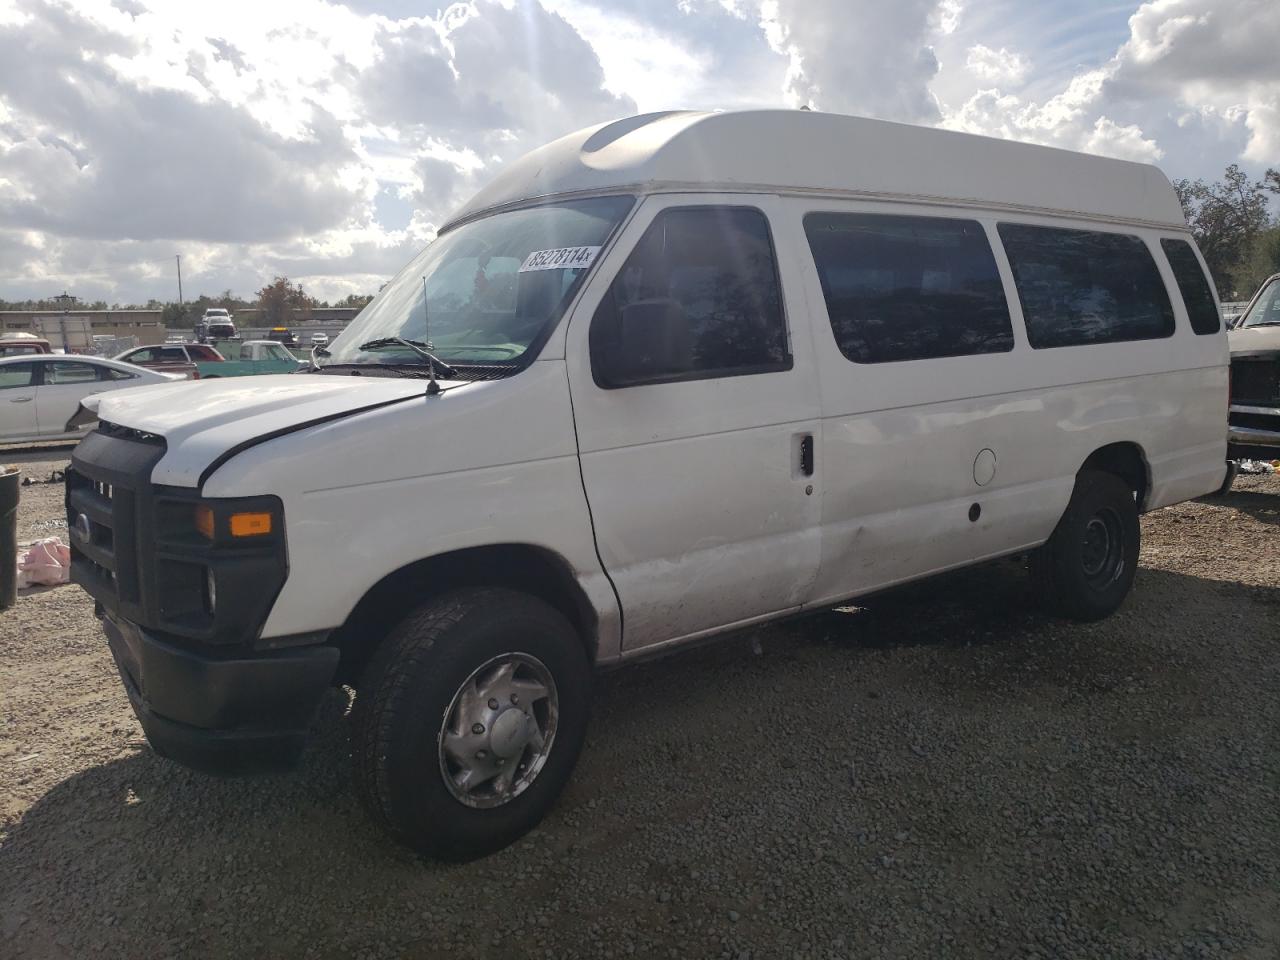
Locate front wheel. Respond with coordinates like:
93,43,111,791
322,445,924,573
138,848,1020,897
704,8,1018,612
1031,469,1140,621
351,588,590,861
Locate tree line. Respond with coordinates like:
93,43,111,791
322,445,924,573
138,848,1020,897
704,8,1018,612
1174,165,1280,301
0,279,375,329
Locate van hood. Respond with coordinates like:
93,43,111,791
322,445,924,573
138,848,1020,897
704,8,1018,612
1228,325,1280,356
86,374,460,488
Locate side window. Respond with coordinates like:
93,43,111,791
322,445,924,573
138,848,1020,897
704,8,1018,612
43,361,100,385
804,213,1014,364
128,348,155,363
998,223,1175,348
158,347,187,361
1160,238,1220,335
0,363,35,389
590,206,790,387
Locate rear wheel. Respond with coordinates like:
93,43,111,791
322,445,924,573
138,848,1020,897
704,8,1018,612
351,588,590,861
1031,469,1139,621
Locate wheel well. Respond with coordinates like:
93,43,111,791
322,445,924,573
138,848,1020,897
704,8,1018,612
330,544,598,687
1081,442,1149,509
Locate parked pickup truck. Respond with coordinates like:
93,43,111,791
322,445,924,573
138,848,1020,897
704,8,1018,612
195,339,305,378
1227,272,1280,460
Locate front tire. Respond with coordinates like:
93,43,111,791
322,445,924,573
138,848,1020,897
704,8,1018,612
1031,469,1140,622
351,588,590,861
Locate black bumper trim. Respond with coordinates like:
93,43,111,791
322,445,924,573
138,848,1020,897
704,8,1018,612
101,610,338,776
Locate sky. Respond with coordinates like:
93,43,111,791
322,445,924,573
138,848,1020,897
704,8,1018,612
0,0,1277,305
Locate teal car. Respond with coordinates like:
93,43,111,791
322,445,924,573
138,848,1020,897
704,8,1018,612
196,340,305,378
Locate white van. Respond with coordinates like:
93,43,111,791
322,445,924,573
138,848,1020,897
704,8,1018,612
67,111,1228,860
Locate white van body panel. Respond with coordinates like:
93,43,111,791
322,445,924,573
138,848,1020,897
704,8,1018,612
763,198,1227,608
563,195,824,651
447,110,1186,231
91,375,441,488
195,362,620,651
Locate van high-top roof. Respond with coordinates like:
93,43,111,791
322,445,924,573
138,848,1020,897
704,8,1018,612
445,110,1187,233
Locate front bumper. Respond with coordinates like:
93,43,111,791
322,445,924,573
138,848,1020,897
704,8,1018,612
1228,405,1280,460
100,607,338,775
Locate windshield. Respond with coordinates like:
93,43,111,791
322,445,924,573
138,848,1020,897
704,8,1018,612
1238,278,1280,328
324,195,634,367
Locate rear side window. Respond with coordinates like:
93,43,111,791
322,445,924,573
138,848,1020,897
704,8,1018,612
999,224,1174,348
804,213,1014,363
590,206,790,387
1160,238,1219,334
0,363,35,389
42,361,99,385
188,345,221,361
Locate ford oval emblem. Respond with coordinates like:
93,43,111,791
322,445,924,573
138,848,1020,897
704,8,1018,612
73,513,92,542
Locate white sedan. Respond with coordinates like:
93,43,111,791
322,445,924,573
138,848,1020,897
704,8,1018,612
0,354,181,444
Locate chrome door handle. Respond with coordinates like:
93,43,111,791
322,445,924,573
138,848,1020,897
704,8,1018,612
9,397,32,403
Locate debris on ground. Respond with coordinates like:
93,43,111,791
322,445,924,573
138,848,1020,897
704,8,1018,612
20,470,64,487
1237,459,1280,474
16,537,71,588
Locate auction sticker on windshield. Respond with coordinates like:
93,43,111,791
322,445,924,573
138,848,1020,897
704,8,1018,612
519,246,601,272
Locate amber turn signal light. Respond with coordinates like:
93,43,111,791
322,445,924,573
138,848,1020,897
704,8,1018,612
194,504,215,539
229,512,272,537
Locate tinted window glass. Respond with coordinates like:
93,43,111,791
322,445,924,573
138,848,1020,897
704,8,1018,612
591,206,789,386
43,361,99,385
999,224,1174,348
1160,239,1219,335
0,363,35,389
804,213,1014,363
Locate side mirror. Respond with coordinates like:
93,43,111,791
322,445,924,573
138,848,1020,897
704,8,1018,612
603,298,691,385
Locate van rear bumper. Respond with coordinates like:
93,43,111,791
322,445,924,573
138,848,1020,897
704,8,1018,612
99,609,338,776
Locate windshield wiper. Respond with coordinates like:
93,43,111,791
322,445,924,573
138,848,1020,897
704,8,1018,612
358,337,459,378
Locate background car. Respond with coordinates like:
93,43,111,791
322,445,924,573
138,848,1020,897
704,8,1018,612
310,332,329,347
115,342,223,379
0,333,53,357
0,354,180,443
265,326,298,347
198,309,239,342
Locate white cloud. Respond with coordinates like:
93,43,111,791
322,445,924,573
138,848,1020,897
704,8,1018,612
759,0,941,121
0,0,635,303
934,0,962,35
1114,0,1280,163
965,44,1028,84
1,0,1278,305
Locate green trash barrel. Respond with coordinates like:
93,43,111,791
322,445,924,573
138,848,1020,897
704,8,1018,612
0,466,18,610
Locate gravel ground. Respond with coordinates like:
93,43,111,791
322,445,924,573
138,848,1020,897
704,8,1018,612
1,452,1278,960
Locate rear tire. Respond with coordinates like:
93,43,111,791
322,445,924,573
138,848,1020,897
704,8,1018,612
1031,469,1139,622
351,588,590,861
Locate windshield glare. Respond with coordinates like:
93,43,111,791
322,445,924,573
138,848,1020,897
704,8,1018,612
1239,279,1280,328
325,195,634,368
